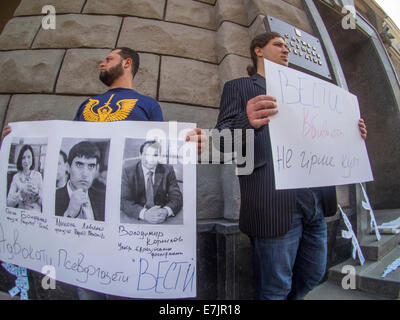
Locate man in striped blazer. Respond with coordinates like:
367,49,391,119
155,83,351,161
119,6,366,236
216,32,367,300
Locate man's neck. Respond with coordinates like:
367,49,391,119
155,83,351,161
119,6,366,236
257,64,265,78
109,76,133,89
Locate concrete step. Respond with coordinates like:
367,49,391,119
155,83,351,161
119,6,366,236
360,233,400,261
374,209,400,226
328,246,400,299
305,280,390,300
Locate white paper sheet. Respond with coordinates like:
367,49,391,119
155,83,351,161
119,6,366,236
0,120,197,299
265,59,373,189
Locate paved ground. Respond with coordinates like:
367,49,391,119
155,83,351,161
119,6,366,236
304,281,392,300
0,281,393,300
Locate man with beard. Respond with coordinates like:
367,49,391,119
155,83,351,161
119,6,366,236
74,47,163,122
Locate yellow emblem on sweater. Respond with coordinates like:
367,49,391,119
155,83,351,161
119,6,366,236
83,94,138,122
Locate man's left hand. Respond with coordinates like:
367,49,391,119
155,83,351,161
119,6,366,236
358,118,367,140
186,128,207,154
144,206,169,224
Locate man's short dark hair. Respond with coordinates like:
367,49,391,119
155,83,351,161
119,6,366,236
59,150,67,163
139,140,161,154
247,31,283,76
115,47,140,79
16,144,35,171
67,141,101,166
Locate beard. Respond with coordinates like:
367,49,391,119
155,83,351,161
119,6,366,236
99,61,124,86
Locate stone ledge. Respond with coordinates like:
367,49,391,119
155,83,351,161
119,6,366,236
83,0,165,20
197,219,240,234
32,14,122,49
0,50,65,94
195,0,217,5
0,17,42,50
165,0,216,30
118,17,217,63
4,94,89,124
14,0,86,16
160,102,219,128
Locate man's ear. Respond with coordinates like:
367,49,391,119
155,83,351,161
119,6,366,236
254,46,263,58
123,58,132,69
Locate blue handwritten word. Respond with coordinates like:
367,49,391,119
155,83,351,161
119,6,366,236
0,224,53,265
278,70,342,114
118,225,163,240
57,249,129,285
136,258,195,294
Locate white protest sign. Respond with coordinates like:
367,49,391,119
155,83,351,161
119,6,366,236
0,120,197,299
264,59,373,189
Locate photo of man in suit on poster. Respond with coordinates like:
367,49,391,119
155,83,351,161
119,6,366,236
55,139,109,222
120,139,183,225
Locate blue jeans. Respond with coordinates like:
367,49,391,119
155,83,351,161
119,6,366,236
251,192,327,300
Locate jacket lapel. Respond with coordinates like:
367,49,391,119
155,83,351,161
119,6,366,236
136,160,145,198
251,73,266,92
153,164,164,198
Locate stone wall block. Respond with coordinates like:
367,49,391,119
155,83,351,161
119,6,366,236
215,0,248,27
216,22,250,63
32,15,122,49
83,0,165,20
118,17,217,63
195,0,217,5
14,0,86,16
56,49,159,98
166,0,216,30
0,50,65,93
5,95,89,123
219,54,251,87
196,164,224,220
0,95,11,126
245,0,314,35
56,49,109,95
160,102,219,128
132,53,160,99
159,56,220,108
0,17,42,50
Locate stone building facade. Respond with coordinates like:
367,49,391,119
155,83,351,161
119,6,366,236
0,0,399,299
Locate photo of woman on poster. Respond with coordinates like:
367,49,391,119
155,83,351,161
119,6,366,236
7,144,43,212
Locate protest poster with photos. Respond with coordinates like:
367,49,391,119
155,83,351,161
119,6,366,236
0,120,197,299
265,59,373,189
